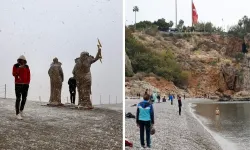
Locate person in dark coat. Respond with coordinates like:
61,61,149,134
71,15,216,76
68,77,76,104
242,41,248,54
157,95,160,103
162,96,166,102
178,96,182,115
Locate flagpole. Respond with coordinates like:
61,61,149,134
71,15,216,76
191,0,193,27
175,0,177,28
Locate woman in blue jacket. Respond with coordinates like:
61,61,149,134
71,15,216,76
136,94,154,148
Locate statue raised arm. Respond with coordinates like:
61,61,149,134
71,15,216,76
73,49,101,109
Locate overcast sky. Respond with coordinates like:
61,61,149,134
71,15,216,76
0,0,122,105
126,0,250,31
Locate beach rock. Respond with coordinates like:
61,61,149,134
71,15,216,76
125,112,135,118
210,95,220,100
223,90,234,97
234,91,250,99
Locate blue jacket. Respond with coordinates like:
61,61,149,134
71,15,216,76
169,95,173,101
136,100,154,124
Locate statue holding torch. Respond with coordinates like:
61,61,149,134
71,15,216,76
72,39,102,109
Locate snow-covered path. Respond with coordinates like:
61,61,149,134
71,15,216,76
0,98,122,150
125,98,222,150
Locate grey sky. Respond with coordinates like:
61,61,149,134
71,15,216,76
126,0,249,30
0,0,122,104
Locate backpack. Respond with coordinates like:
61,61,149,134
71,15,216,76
125,112,135,118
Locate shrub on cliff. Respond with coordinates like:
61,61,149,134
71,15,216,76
145,27,158,36
125,27,189,86
235,52,245,63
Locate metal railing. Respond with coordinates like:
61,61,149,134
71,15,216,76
0,84,6,99
0,84,121,105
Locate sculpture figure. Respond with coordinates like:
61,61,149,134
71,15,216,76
73,47,101,109
48,57,64,106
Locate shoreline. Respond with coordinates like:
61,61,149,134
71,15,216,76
188,102,238,150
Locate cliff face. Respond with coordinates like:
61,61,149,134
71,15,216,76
125,52,134,77
125,31,250,100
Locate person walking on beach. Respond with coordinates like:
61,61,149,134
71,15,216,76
170,94,173,105
152,91,157,103
178,96,182,115
162,96,166,102
12,55,30,120
184,94,185,100
68,77,76,104
157,95,160,103
136,94,154,148
150,94,153,103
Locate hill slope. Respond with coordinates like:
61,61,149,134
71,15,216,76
125,29,250,100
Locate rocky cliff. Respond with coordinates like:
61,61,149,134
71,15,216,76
125,31,250,100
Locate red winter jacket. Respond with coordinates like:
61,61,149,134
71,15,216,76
12,63,30,84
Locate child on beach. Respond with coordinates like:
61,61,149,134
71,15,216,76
136,94,154,148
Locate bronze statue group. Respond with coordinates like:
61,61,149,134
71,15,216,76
12,47,102,120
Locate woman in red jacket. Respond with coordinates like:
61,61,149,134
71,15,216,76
12,55,30,120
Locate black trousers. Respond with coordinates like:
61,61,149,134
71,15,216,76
15,84,29,115
70,90,76,104
179,106,181,115
178,101,182,115
139,121,151,147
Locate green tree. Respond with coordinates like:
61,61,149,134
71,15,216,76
182,26,187,32
228,16,250,38
169,21,174,27
177,19,184,30
238,20,243,28
135,21,153,29
204,22,213,32
133,6,139,29
153,18,170,31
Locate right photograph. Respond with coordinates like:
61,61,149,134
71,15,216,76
125,0,250,149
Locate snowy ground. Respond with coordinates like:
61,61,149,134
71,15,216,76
0,98,122,150
95,103,122,112
125,98,222,150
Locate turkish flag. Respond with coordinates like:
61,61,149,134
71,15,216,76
192,2,198,24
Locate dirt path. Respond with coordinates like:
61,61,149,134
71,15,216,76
0,98,122,150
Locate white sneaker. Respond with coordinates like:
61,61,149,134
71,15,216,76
20,111,24,117
16,114,23,120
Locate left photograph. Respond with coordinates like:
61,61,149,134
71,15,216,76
0,0,123,149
